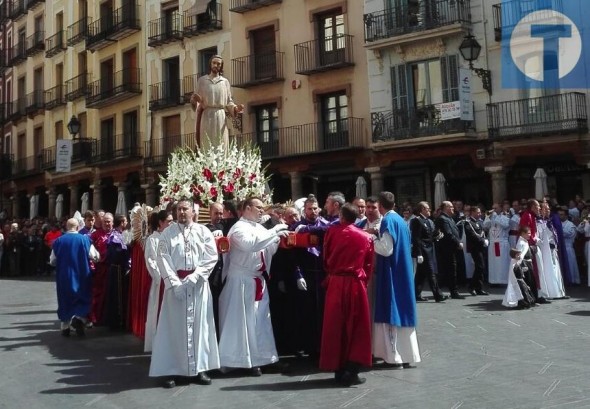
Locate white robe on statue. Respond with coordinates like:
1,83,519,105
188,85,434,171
577,221,590,286
149,222,219,377
196,74,237,150
484,213,511,284
218,218,282,369
562,220,580,284
537,220,565,298
503,237,528,308
143,231,161,353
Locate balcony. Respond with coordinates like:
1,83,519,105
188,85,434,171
25,31,45,57
0,50,9,75
364,0,471,49
26,0,44,10
181,74,200,103
0,154,13,180
371,105,475,144
487,92,588,139
233,117,364,159
229,0,282,14
67,17,90,46
231,52,284,88
45,31,66,58
148,11,183,47
149,80,183,111
13,155,42,177
65,72,89,101
41,138,97,170
184,3,222,37
9,43,27,66
44,85,66,111
144,133,196,167
90,132,142,163
0,1,10,24
0,103,7,125
8,0,26,21
26,90,44,116
86,68,142,108
294,34,354,75
86,3,140,51
8,98,27,122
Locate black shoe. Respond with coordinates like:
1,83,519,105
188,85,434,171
416,296,428,302
250,367,262,377
475,290,489,296
71,317,85,337
162,378,176,389
434,295,448,302
537,297,552,304
61,328,70,337
335,370,344,382
382,362,403,369
450,292,465,299
402,363,416,369
195,372,211,385
339,371,366,387
468,289,477,296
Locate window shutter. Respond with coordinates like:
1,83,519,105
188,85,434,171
441,54,459,102
390,63,408,112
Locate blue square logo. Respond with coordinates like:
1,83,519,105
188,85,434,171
501,0,588,89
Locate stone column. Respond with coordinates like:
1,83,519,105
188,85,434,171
143,184,158,207
365,167,384,196
69,184,79,215
289,171,303,199
90,181,102,211
47,188,57,219
486,166,507,204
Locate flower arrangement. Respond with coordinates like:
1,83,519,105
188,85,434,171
159,140,272,207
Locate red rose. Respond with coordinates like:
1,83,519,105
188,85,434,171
233,168,242,179
210,186,218,198
172,184,180,193
249,173,256,181
218,170,225,179
203,168,213,181
223,183,235,193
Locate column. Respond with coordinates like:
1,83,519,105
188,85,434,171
143,184,158,207
69,184,79,215
365,167,384,196
90,181,102,211
47,188,56,219
486,166,507,204
289,171,302,199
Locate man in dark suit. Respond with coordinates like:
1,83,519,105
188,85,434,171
464,206,490,296
411,202,447,302
435,201,465,299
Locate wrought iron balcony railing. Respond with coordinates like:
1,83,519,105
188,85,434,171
148,11,183,47
45,31,66,58
8,98,27,122
492,0,563,42
231,51,284,88
184,3,222,36
86,2,140,51
371,105,474,142
25,31,45,57
41,138,97,170
13,154,42,177
8,0,26,21
0,103,6,125
44,85,66,110
0,50,9,74
9,43,27,66
149,80,183,111
144,133,197,167
364,0,471,42
0,0,10,24
86,68,142,108
65,72,89,101
229,0,282,14
181,73,199,103
89,132,142,163
294,34,354,75
487,92,588,139
67,17,90,46
26,90,44,116
26,0,44,10
0,154,13,180
233,117,364,159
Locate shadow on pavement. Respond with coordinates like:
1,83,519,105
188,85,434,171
220,378,339,392
463,299,507,312
567,310,590,316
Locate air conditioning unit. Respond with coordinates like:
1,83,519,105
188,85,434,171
476,149,486,160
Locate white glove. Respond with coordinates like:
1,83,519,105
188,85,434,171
260,214,271,224
294,224,305,233
459,242,464,250
173,285,185,300
484,239,489,247
212,230,223,238
278,281,286,293
417,255,424,264
272,223,289,233
296,278,307,291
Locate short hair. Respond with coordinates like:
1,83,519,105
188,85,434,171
366,195,378,204
526,199,538,210
242,196,262,211
114,214,127,228
378,191,395,210
83,210,95,220
223,199,239,219
509,248,521,259
151,210,171,231
519,225,531,235
304,194,318,207
340,203,359,223
416,201,430,213
328,192,345,207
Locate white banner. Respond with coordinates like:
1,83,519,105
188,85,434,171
459,68,474,121
55,139,72,173
438,101,462,120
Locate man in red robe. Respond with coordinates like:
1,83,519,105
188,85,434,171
320,203,374,387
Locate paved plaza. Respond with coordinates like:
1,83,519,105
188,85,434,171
1,277,590,409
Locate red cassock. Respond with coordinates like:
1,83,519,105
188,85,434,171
90,229,109,325
127,244,151,338
319,223,374,371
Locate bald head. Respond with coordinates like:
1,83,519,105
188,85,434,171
66,218,79,232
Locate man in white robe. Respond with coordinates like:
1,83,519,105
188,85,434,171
150,199,219,388
508,210,521,249
537,203,566,299
559,209,580,284
218,197,289,375
483,204,511,284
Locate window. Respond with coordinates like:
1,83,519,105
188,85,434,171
254,104,279,157
199,47,217,77
100,118,115,158
320,91,348,149
317,11,345,66
251,26,276,80
163,56,180,102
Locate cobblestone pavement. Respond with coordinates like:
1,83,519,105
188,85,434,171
1,277,590,409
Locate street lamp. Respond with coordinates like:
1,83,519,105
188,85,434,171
67,115,81,139
459,34,492,96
